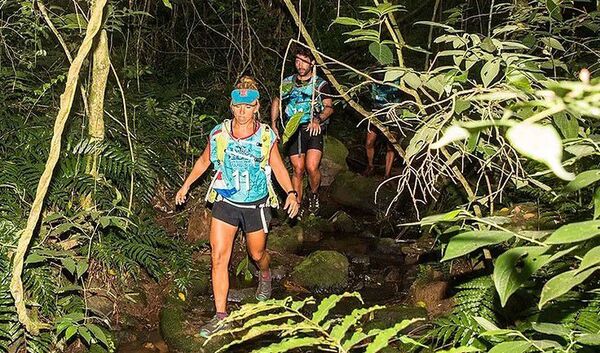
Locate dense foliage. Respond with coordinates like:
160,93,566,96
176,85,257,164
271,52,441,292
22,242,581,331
1,0,600,352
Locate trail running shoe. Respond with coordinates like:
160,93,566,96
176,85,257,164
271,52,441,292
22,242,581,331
198,315,232,338
255,271,272,301
307,192,320,215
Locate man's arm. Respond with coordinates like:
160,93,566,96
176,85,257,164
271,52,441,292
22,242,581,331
317,81,334,123
318,97,333,123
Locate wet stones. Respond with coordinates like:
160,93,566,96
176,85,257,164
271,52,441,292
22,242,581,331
330,171,396,214
376,238,404,255
290,250,349,292
267,223,303,254
362,304,427,332
329,210,360,233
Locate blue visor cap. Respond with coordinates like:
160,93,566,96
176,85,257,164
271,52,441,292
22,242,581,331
231,89,260,105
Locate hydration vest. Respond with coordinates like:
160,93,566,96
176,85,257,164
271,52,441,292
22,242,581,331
281,75,327,125
205,120,279,207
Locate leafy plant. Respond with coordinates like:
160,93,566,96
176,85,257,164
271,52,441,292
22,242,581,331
207,292,424,352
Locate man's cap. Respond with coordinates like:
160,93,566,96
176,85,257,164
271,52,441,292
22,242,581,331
231,89,259,105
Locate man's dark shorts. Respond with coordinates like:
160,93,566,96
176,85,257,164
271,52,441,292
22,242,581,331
211,197,272,233
286,124,324,156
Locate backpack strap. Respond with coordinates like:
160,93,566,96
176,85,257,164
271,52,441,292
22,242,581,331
260,124,272,169
214,119,231,165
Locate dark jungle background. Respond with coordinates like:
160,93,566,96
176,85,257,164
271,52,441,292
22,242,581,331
1,0,600,352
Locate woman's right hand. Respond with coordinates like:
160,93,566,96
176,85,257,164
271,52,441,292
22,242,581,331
284,193,299,218
175,185,190,205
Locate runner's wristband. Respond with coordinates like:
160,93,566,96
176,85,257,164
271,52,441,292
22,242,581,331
287,190,298,197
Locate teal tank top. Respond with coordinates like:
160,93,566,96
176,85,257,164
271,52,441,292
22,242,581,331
208,122,277,203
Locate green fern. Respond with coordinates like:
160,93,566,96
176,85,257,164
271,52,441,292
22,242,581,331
207,292,424,352
426,311,485,349
0,253,21,353
454,276,502,325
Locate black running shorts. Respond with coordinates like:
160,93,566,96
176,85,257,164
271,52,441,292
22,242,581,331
211,197,272,233
286,124,324,156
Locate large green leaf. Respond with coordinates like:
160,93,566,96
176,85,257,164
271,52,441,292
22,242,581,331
435,347,481,353
594,187,600,219
481,60,500,88
424,74,447,96
282,112,305,145
579,246,600,272
506,122,574,181
541,37,565,51
544,220,600,244
332,17,362,27
553,113,579,139
532,322,570,337
488,341,531,353
565,170,600,192
493,247,550,306
419,209,468,225
578,334,600,346
330,306,384,341
312,292,361,325
539,266,600,308
369,42,394,65
364,320,418,353
442,231,513,261
252,337,325,353
402,72,421,89
430,125,470,149
546,0,562,21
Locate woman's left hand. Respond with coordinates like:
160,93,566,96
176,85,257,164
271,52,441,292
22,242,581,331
284,194,300,218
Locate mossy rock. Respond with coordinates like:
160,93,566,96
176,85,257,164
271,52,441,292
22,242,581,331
186,258,212,300
268,223,303,253
330,171,395,214
159,296,231,353
323,135,349,167
363,304,428,332
330,210,360,233
291,250,349,292
321,136,349,186
298,215,334,242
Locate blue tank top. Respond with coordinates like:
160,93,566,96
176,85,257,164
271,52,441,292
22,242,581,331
208,122,277,203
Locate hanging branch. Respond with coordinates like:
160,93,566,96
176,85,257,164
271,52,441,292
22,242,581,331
37,0,90,117
10,0,108,335
282,0,406,159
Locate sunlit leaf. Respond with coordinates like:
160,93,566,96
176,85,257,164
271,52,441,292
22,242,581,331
564,170,600,192
442,231,513,261
544,220,600,244
539,266,600,308
481,60,500,88
506,122,574,181
488,341,531,353
430,125,470,149
369,42,394,65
